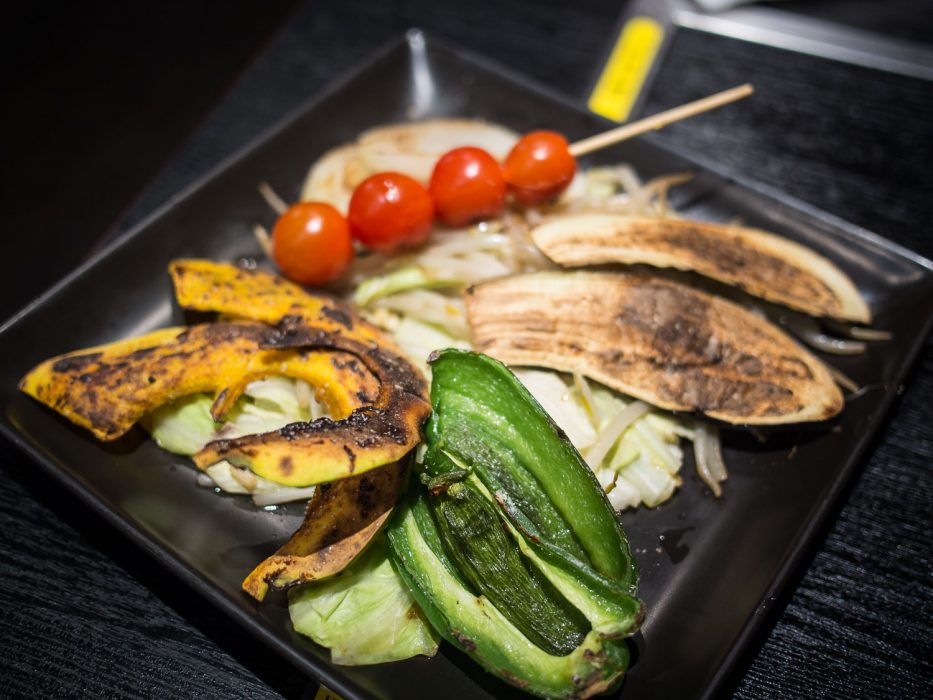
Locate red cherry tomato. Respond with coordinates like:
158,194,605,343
348,172,434,253
271,202,353,286
429,147,507,226
502,130,576,205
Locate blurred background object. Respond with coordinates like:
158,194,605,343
1,2,302,322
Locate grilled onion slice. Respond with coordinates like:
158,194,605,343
300,119,519,211
466,272,843,425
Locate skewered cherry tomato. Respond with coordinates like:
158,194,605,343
429,147,507,226
272,202,353,286
348,172,434,253
502,130,576,205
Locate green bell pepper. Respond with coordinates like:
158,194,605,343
388,350,643,698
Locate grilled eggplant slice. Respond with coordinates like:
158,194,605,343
531,214,870,323
170,260,431,486
19,322,378,441
466,272,843,425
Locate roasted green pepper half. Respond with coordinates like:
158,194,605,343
387,350,644,698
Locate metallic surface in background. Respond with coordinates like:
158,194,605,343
592,0,933,122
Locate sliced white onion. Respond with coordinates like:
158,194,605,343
847,326,892,341
295,379,313,411
783,315,866,355
423,230,509,256
693,423,727,497
230,465,259,491
573,373,598,427
357,119,519,183
639,172,693,216
585,401,652,470
299,142,364,211
373,290,469,338
827,366,860,394
417,251,512,281
606,475,642,511
823,320,892,341
252,486,317,507
800,330,866,355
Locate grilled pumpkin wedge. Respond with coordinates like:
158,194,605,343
169,260,431,486
243,458,408,601
19,322,378,441
169,258,386,346
21,260,430,487
466,272,843,425
530,214,870,323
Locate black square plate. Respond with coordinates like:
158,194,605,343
2,32,931,700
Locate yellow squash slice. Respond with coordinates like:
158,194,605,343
466,272,844,425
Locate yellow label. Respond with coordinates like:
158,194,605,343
588,16,664,122
314,687,346,700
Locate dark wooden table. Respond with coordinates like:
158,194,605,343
2,1,931,698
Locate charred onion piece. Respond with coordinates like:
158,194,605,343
466,272,843,425
243,459,408,601
170,260,431,487
531,214,870,323
19,322,378,441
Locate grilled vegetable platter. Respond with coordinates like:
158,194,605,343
10,47,927,699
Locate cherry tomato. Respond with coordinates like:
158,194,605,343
502,130,576,205
271,202,353,286
348,172,434,253
429,147,507,226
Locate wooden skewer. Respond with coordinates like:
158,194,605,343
568,83,754,157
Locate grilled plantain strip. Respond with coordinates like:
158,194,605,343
531,214,870,323
466,272,843,425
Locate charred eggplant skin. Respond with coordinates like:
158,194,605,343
387,350,642,698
